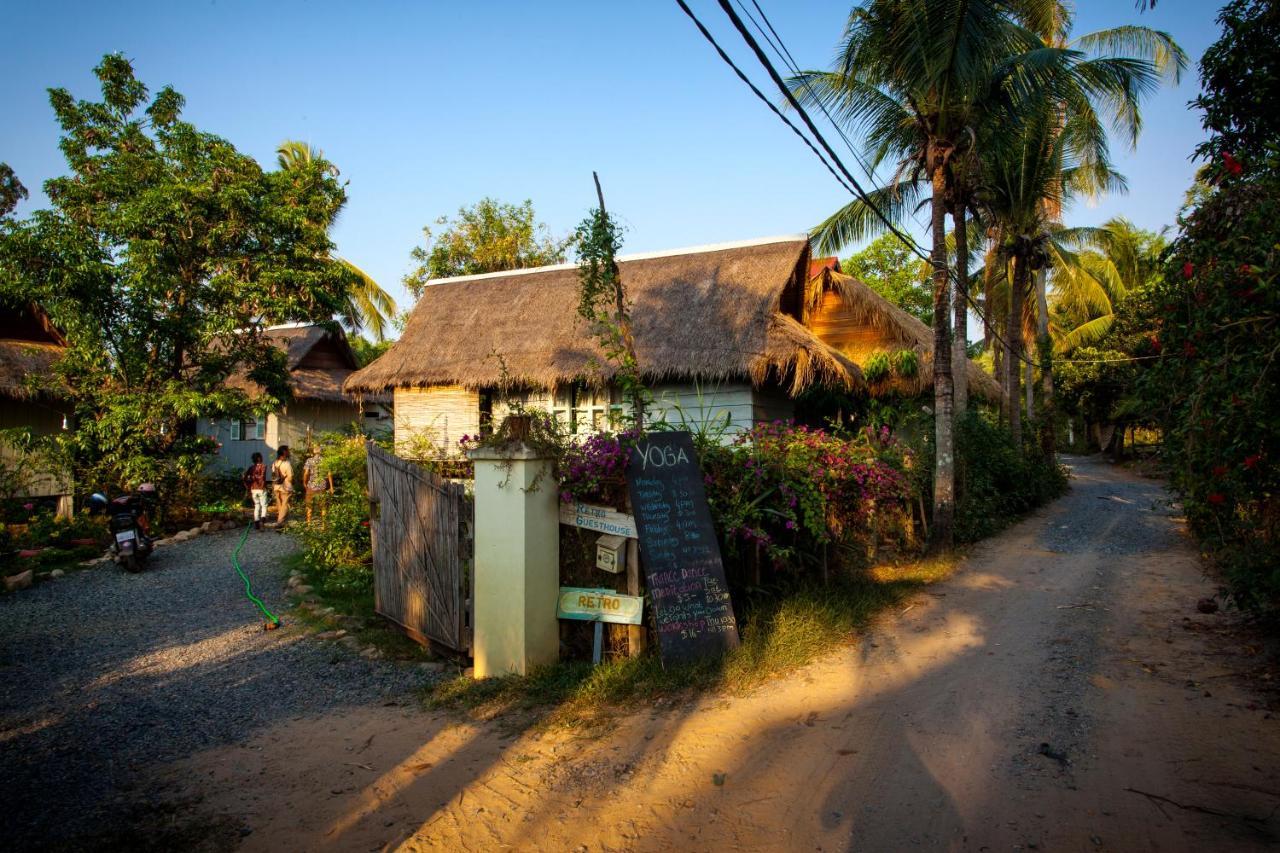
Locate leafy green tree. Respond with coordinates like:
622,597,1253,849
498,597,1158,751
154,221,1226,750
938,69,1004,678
842,234,932,323
0,55,353,496
1050,217,1167,353
403,197,573,298
0,164,26,218
349,335,393,368
276,140,397,341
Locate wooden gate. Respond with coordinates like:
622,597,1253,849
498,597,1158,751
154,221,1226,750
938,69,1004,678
366,441,474,655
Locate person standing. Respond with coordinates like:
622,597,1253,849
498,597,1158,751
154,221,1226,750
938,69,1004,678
271,445,294,527
302,444,334,524
243,452,268,530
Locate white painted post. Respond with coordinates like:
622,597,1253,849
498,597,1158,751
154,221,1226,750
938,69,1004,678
467,444,560,678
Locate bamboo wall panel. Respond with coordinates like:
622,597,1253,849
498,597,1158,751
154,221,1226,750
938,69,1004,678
367,441,474,654
393,386,480,457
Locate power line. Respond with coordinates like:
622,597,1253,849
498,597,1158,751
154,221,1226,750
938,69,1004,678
710,0,929,263
683,1,1119,369
673,0,858,199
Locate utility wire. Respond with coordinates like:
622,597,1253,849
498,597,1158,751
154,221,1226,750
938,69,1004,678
682,1,1156,368
710,0,928,262
674,0,858,198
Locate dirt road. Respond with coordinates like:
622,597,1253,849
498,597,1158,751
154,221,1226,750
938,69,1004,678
167,457,1280,851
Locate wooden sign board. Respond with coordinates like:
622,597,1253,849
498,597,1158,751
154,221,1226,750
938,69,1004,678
557,587,644,625
625,431,739,666
559,501,638,539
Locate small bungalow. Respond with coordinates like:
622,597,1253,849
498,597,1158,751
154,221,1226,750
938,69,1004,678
346,235,999,456
345,236,863,453
805,258,1002,400
0,303,73,514
199,324,387,473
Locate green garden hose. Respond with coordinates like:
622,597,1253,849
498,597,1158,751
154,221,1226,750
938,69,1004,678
233,523,281,629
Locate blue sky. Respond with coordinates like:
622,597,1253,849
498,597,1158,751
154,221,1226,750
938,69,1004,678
2,1,1220,321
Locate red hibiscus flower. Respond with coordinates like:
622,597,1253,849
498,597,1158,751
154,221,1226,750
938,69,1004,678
1244,454,1262,470
1222,152,1243,176
1212,465,1229,478
1207,492,1227,505
1182,261,1194,279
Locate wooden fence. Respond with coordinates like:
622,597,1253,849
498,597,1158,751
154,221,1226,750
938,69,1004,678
366,441,474,655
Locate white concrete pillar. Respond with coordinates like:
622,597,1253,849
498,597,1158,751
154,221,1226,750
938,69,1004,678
467,444,560,678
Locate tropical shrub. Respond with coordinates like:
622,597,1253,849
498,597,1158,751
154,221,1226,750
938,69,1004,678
691,423,914,574
931,410,1069,543
295,433,378,594
1140,0,1280,610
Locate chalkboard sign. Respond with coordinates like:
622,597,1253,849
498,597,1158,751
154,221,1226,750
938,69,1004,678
626,430,739,665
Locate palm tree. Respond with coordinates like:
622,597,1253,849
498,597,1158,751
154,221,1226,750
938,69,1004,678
276,140,397,341
1049,217,1167,352
788,1,1062,552
789,0,1171,548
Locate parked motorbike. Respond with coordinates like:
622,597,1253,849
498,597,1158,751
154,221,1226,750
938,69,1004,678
88,484,159,573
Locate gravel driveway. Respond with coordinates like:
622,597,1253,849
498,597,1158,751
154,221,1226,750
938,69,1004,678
0,527,429,850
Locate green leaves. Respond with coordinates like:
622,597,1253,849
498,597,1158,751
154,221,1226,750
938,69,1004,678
0,55,355,494
403,198,574,297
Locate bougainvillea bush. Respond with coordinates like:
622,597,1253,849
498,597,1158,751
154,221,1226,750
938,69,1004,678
1141,0,1280,611
559,421,917,580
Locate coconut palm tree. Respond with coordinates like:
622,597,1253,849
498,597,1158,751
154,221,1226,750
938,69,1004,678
276,140,397,341
788,0,1061,552
1049,217,1168,352
798,3,1182,458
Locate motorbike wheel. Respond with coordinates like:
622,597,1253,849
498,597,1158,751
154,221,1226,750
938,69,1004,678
122,552,143,573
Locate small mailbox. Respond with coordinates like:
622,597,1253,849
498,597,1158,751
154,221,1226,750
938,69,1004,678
596,533,627,574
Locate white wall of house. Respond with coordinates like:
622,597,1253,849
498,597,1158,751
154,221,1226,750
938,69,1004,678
391,380,796,456
199,400,365,475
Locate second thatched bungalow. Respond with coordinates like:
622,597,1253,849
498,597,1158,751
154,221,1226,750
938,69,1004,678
346,235,999,456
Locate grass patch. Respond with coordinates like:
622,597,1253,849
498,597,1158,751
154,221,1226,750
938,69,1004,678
284,552,438,662
427,554,959,727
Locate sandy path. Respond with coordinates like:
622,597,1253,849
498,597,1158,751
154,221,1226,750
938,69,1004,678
166,456,1280,851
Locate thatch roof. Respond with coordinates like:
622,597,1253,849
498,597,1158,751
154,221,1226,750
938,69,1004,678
227,325,363,403
0,303,67,400
347,237,862,396
807,268,1002,402
0,340,65,400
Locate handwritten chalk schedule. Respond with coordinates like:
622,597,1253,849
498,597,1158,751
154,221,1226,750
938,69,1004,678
626,431,739,665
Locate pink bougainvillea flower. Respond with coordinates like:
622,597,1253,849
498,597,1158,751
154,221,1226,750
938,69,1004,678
1182,261,1194,279
1222,151,1243,175
1207,492,1227,506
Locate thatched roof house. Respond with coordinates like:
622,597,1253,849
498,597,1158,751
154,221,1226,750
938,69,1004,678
348,237,859,397
805,263,1002,401
348,236,998,454
346,237,864,451
199,324,388,473
0,303,66,402
226,324,363,403
0,303,72,511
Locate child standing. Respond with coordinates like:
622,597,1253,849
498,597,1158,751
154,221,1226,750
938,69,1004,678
243,452,268,530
